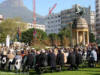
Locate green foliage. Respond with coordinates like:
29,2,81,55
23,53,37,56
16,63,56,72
0,18,26,42
0,32,6,43
48,25,71,46
58,25,71,46
96,39,100,44
89,33,96,43
49,33,60,46
21,28,48,44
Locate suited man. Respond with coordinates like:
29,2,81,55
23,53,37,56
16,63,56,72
68,48,77,70
39,49,48,67
26,50,36,70
56,49,64,71
36,49,48,74
48,49,56,72
35,51,41,74
22,50,28,72
75,49,82,69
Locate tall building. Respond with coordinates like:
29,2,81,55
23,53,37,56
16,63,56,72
45,4,95,35
61,4,96,35
0,14,3,23
45,13,61,34
89,11,96,35
61,5,91,27
96,0,100,39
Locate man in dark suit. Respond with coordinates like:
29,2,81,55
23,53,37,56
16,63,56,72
56,49,64,71
26,50,36,70
37,49,48,74
68,48,77,70
75,49,82,69
48,49,56,72
39,49,48,67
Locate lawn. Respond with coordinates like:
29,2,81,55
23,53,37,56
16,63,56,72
0,68,100,75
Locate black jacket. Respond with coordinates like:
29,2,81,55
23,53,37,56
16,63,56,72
68,52,76,65
56,53,64,66
26,53,35,66
76,52,82,65
39,53,48,67
48,52,56,67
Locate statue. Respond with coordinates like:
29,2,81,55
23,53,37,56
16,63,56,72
75,5,85,17
6,35,10,48
72,5,86,28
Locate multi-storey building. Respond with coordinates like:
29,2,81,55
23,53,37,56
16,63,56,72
61,5,90,27
45,13,61,34
61,4,96,35
96,0,100,39
0,14,3,23
89,11,96,35
27,23,46,32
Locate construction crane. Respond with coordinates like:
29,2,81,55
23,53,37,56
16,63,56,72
49,3,57,15
33,0,37,38
33,0,36,27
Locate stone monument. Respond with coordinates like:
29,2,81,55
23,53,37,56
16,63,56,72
72,5,89,46
6,35,10,48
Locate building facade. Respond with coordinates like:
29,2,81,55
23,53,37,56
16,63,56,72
0,14,3,23
45,13,61,34
89,11,96,35
96,0,100,39
45,4,95,35
27,23,46,32
61,4,96,35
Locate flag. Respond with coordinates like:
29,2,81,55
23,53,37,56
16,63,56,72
33,29,37,38
16,27,21,41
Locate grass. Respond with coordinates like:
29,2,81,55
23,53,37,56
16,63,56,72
43,68,100,75
0,62,100,75
0,68,100,75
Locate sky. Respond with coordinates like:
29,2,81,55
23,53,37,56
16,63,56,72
0,0,95,16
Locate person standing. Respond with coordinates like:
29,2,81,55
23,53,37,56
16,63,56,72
75,49,82,69
89,48,97,67
56,49,64,71
1,49,8,70
7,50,15,71
48,49,56,72
26,50,36,71
14,50,22,72
68,48,77,70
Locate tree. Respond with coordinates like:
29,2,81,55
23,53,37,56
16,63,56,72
89,33,96,43
49,33,60,46
21,28,48,45
0,18,26,42
58,25,71,46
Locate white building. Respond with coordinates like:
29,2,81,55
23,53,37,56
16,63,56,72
45,13,61,34
89,11,96,35
0,14,3,23
45,5,95,35
96,0,100,39
27,23,46,32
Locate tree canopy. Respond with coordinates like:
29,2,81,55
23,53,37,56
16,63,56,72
21,28,48,45
0,18,26,43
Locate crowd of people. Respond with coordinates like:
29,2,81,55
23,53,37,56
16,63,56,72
0,45,99,74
